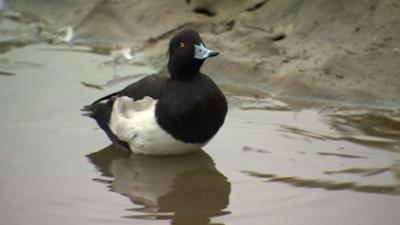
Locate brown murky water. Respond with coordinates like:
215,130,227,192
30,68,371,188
1,43,400,225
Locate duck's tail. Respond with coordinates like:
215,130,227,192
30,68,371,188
81,91,119,118
90,91,120,105
81,99,121,141
81,94,131,151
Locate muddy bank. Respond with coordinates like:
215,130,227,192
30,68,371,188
2,0,400,108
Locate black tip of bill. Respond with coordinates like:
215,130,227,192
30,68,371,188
208,51,220,57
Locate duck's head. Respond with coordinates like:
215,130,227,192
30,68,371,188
167,29,219,80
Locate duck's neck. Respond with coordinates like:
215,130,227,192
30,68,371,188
168,58,204,80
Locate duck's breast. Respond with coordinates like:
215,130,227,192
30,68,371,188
155,75,228,144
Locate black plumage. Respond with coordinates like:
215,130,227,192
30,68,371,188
83,29,227,153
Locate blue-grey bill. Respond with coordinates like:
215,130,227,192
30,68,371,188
194,43,219,59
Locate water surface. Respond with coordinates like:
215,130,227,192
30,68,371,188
0,43,399,225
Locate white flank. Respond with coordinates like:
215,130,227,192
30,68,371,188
109,96,203,155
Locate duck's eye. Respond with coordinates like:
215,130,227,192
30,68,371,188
179,42,185,48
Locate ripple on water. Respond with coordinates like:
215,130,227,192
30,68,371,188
235,104,400,198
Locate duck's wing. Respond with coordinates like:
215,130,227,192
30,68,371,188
117,73,169,100
81,74,169,150
89,74,169,105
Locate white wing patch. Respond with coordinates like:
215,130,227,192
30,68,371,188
109,96,203,155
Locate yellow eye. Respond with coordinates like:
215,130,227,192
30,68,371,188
179,42,185,48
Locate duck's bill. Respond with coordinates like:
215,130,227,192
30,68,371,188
194,43,220,59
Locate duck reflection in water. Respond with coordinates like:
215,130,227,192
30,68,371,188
87,145,231,225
